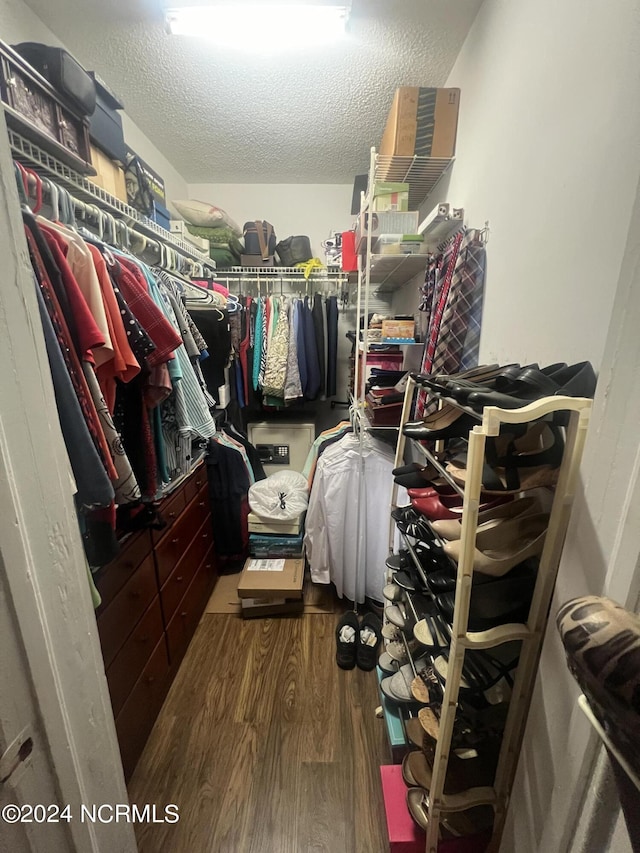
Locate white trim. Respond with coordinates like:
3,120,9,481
0,106,136,852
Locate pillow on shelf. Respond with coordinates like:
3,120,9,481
172,199,241,235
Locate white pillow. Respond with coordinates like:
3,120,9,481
172,199,241,235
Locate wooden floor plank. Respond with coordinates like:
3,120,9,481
129,607,390,853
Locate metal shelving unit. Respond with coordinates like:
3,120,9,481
8,128,216,270
387,375,592,852
374,153,455,209
211,265,349,293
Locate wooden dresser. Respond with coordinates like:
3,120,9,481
94,461,217,780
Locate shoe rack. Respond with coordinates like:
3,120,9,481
386,375,592,853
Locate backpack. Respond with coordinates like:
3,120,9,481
243,220,276,260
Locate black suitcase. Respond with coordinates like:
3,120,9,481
88,72,126,163
12,42,96,116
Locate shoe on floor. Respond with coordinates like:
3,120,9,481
335,612,359,670
357,613,382,671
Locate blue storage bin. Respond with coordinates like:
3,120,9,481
151,201,171,232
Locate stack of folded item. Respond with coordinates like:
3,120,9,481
365,370,409,426
248,511,306,558
186,224,244,268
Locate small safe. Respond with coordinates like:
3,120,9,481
248,422,315,475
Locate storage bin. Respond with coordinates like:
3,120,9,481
150,201,171,232
88,72,126,163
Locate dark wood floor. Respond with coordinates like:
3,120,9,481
129,607,390,853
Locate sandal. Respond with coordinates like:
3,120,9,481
446,423,565,493
433,644,520,708
406,788,494,834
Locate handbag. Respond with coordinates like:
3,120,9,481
243,220,276,260
275,235,313,267
13,43,96,116
125,153,155,216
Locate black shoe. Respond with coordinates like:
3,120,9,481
336,612,360,670
357,613,382,671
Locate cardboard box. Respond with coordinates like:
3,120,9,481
373,182,410,212
249,531,304,558
248,511,305,536
381,319,415,342
240,597,304,619
237,558,304,600
88,145,127,203
380,87,460,158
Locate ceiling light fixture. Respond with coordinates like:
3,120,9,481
165,3,351,50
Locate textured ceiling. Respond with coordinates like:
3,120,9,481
22,0,483,183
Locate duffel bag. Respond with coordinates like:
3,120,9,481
243,220,276,260
275,235,313,266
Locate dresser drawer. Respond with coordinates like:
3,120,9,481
160,513,213,624
166,560,210,666
182,464,207,506
152,484,188,546
106,596,164,717
115,637,170,780
97,553,158,668
95,530,152,611
154,496,211,587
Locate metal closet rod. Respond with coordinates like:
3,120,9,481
13,160,208,274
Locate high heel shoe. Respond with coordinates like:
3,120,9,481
431,495,541,541
443,513,549,577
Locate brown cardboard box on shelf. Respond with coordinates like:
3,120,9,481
89,145,127,203
237,558,304,600
380,87,460,158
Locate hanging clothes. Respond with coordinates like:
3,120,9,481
326,294,339,397
312,293,326,396
263,297,291,399
284,299,303,402
304,432,396,602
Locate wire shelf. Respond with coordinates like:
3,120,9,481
374,154,455,209
8,128,216,269
368,253,431,292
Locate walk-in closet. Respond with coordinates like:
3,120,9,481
1,2,640,853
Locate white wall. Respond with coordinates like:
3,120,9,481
186,183,353,259
420,0,640,850
394,0,640,371
0,0,189,203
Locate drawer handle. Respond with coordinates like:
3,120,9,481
171,538,179,545
175,576,184,583
198,501,206,508
168,512,176,520
202,533,209,540
180,611,188,618
205,564,212,570
195,480,203,488
130,590,142,599
145,676,156,684
136,635,149,644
